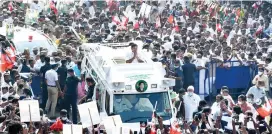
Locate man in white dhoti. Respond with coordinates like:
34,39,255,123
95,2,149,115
193,51,208,100
183,86,201,122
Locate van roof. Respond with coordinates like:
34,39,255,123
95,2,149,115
0,26,49,42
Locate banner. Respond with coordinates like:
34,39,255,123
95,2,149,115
19,100,41,122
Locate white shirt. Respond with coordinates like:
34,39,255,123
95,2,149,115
162,42,172,51
89,6,95,18
211,102,220,116
125,51,143,63
45,69,58,86
30,3,42,12
183,93,201,121
66,61,75,69
34,59,45,72
246,86,266,101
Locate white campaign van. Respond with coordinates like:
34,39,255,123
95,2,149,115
0,26,57,55
81,41,176,133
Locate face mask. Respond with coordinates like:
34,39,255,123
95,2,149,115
247,98,253,103
238,101,243,105
188,92,193,96
67,73,71,77
116,99,121,103
258,71,264,75
61,117,68,121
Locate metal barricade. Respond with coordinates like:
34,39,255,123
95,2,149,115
195,60,258,103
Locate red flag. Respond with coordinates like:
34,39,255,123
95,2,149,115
121,16,129,27
155,17,161,28
8,2,13,11
50,119,63,131
252,3,259,9
255,26,263,36
112,16,121,25
254,97,271,118
169,120,181,134
216,23,222,32
174,26,180,32
168,15,174,24
134,21,140,29
50,1,58,15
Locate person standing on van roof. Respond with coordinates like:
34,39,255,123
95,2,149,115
126,43,144,63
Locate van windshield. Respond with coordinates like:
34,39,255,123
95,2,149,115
113,92,172,123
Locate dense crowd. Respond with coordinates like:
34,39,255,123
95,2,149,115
1,0,272,133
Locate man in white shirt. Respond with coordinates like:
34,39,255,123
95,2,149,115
30,0,42,13
126,43,144,63
34,54,45,72
183,86,201,121
66,56,75,69
45,64,62,118
247,80,266,101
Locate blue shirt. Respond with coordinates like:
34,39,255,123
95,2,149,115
174,66,183,89
72,65,81,78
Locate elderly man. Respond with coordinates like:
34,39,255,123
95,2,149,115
183,86,201,121
247,80,266,101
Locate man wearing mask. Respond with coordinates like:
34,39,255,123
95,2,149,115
247,80,266,101
45,64,62,118
252,67,269,92
63,69,80,124
237,95,253,114
183,86,201,121
58,109,72,124
170,60,183,92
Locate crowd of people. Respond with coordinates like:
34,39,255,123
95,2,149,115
1,0,272,133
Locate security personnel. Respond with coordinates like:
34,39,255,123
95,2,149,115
45,63,61,118
63,69,80,124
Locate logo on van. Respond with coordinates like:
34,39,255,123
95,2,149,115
135,80,148,92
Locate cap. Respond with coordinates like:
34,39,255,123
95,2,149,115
60,109,68,115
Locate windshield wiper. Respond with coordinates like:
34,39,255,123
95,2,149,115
124,117,151,123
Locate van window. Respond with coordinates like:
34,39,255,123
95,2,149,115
105,91,110,115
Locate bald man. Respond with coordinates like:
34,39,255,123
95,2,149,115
183,86,201,121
